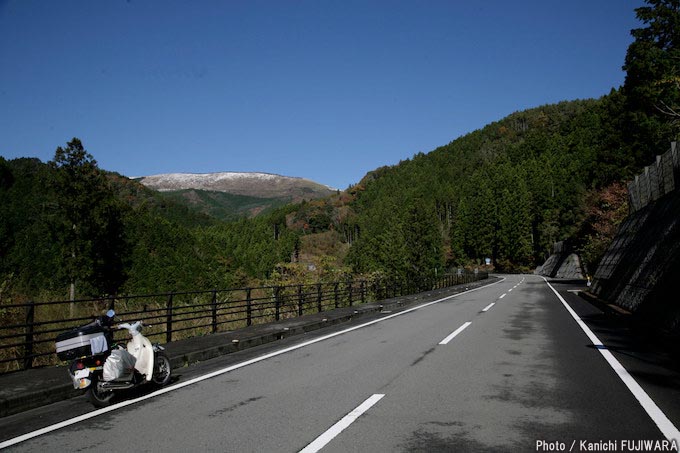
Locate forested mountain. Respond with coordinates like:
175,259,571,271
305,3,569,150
346,97,632,276
1,0,677,302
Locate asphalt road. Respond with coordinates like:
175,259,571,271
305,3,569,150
2,275,679,452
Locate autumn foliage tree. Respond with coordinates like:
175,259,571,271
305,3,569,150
576,182,630,275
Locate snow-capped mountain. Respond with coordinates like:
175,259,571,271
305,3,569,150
138,172,336,200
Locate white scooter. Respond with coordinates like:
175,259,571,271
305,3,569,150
58,314,172,407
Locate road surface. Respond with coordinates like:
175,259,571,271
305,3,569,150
2,275,679,452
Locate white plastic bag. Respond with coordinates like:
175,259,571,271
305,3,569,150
103,348,137,381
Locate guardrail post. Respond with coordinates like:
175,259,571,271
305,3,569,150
334,282,339,309
23,300,35,370
297,284,304,316
275,286,281,321
166,293,174,343
317,283,322,313
360,281,365,304
246,288,252,326
348,280,353,307
211,290,218,333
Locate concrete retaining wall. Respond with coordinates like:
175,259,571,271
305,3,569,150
628,142,679,212
591,143,680,334
536,241,585,280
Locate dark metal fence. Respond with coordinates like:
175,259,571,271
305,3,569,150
0,271,487,374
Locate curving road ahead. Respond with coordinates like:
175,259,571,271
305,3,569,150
2,275,679,452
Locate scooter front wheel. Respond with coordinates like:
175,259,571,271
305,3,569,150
152,353,172,386
87,376,114,408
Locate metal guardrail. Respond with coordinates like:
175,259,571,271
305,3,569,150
0,272,487,373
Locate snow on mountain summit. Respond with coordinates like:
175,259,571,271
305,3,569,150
142,172,281,190
138,172,335,200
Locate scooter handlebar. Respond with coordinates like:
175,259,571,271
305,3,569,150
116,321,144,335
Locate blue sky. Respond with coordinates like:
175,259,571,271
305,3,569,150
0,1,643,190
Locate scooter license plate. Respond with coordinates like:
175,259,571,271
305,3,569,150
74,369,90,379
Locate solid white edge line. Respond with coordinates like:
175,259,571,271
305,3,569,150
0,277,506,450
482,302,495,312
298,393,385,453
542,277,680,444
439,321,472,345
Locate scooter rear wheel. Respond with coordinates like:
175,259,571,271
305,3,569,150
87,376,114,408
152,353,172,386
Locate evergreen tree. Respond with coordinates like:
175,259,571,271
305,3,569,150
462,171,495,264
0,158,61,294
497,170,532,268
622,0,680,163
450,197,470,265
403,199,444,283
49,138,128,298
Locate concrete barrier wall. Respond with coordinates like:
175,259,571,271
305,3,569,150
591,143,680,334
